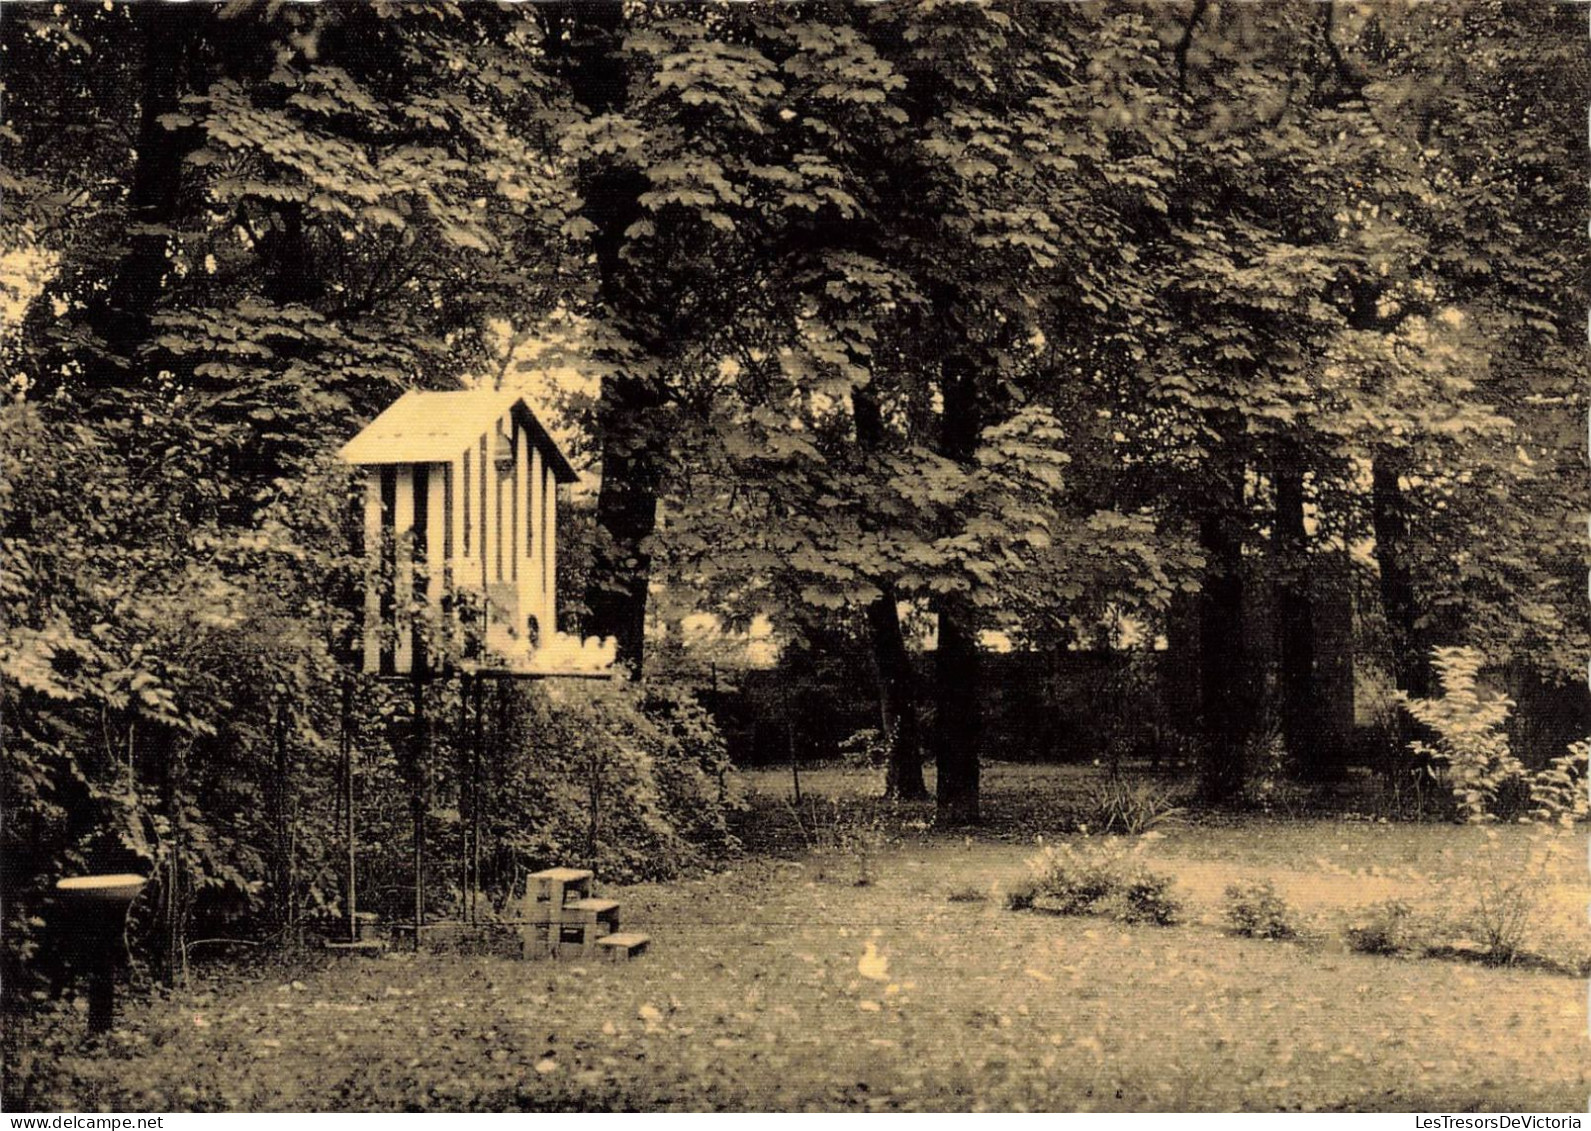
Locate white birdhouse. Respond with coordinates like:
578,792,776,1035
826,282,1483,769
339,388,579,676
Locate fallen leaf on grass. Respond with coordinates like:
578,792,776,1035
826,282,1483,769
859,941,890,981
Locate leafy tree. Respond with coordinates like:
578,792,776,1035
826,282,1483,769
1131,0,1586,794
1,0,577,989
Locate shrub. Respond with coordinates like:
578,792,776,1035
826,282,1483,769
1398,650,1588,829
1530,740,1590,827
1397,650,1587,966
1397,647,1524,823
1108,867,1182,926
1024,842,1117,914
1003,877,1039,911
488,678,744,887
790,795,887,886
1345,899,1423,956
946,884,987,904
1011,838,1180,926
1223,880,1299,940
1460,828,1569,965
837,727,889,769
1088,776,1188,836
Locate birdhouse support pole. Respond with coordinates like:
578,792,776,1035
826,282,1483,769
409,668,427,948
340,673,357,944
456,672,470,926
472,674,486,924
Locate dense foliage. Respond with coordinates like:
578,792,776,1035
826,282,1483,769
0,2,736,1006
2,0,1584,1009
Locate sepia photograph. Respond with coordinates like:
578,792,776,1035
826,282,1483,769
1,0,1587,1116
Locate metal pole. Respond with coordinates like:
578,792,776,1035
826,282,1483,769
458,673,472,927
472,675,486,925
341,674,356,943
411,670,426,949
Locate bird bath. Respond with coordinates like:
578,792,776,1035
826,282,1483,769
55,873,146,1033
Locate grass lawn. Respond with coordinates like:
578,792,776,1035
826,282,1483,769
7,763,1587,1112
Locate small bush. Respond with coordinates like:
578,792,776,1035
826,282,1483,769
1461,828,1571,965
1107,868,1182,926
1003,877,1038,911
791,796,888,886
946,884,987,904
1222,880,1299,940
1088,776,1188,836
1345,899,1423,956
1012,839,1180,926
1530,740,1590,827
837,727,890,769
1026,843,1117,914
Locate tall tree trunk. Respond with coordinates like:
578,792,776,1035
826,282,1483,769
87,6,204,365
1371,453,1429,697
866,589,928,800
546,1,667,675
1197,465,1253,802
854,387,927,800
1273,453,1337,780
932,592,982,823
1160,589,1201,769
932,351,982,824
584,388,664,673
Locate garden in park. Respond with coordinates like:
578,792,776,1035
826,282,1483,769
9,764,1590,1112
2,0,1586,1115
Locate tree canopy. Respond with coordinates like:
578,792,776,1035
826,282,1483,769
1,0,1583,994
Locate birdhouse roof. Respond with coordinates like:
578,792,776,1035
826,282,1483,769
339,388,578,482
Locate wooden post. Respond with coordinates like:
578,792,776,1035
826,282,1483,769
479,434,490,609
529,446,544,634
362,474,383,674
394,466,415,675
545,475,558,636
425,462,445,668
493,419,506,585
449,453,464,658
513,424,525,586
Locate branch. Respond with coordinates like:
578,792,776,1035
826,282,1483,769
1320,1,1367,96
1174,0,1210,91
1318,1,1398,137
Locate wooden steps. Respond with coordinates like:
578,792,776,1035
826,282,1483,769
520,868,649,961
594,932,650,961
